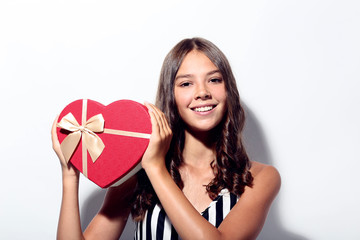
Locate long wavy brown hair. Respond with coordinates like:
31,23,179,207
131,37,253,221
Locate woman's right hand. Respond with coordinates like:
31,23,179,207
51,115,79,178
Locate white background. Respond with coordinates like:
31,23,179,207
0,1,359,239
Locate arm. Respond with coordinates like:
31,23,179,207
84,176,137,240
217,164,281,239
142,104,281,240
52,116,84,240
52,116,135,240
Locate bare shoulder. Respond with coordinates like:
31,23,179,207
250,161,281,178
217,162,280,238
248,161,281,196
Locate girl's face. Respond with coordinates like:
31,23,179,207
174,50,227,133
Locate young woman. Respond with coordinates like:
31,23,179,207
52,37,281,240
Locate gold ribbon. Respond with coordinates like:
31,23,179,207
57,102,105,177
57,99,150,178
57,112,105,163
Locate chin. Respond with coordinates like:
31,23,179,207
187,120,223,134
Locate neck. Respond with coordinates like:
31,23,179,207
182,129,216,168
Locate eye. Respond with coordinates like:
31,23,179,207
209,78,222,83
179,82,191,87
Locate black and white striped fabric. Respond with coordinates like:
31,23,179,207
134,189,239,240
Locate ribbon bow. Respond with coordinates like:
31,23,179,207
57,112,105,163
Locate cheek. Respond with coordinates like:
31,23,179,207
214,89,227,104
174,91,181,109
217,91,228,117
174,90,190,107
209,83,226,99
174,92,185,116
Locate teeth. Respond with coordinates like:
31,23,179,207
194,106,214,112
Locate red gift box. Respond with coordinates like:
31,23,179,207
57,99,151,188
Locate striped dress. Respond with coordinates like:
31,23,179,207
134,189,239,240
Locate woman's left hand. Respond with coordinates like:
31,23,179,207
141,102,173,170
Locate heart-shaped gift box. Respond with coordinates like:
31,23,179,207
57,99,151,188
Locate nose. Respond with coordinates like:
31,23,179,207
195,83,211,100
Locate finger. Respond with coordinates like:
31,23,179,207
153,106,171,137
158,112,170,137
145,103,164,135
146,103,169,134
164,119,172,136
147,106,161,137
145,103,172,143
51,115,60,144
51,115,67,163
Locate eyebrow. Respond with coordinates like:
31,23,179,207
207,70,221,76
175,70,221,81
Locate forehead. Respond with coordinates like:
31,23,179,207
176,50,219,76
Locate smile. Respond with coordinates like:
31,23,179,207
192,105,216,112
